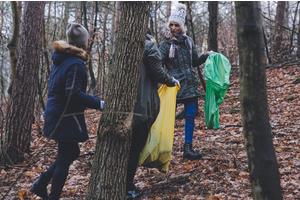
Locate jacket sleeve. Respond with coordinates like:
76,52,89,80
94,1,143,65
191,38,208,67
65,62,101,109
145,41,172,85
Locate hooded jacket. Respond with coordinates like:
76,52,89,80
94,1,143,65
133,37,173,135
159,25,207,102
44,41,100,142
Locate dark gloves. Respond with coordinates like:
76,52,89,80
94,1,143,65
167,77,179,87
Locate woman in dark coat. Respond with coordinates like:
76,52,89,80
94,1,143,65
159,4,213,160
126,33,179,199
30,23,103,200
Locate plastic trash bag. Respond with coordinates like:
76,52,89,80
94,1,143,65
138,84,180,173
204,53,231,129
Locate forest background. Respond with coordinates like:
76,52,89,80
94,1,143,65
0,1,299,200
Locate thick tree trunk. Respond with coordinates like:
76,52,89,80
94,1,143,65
1,1,45,165
86,2,150,200
208,1,218,52
7,1,20,103
235,2,282,200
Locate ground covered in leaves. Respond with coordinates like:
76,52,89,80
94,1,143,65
1,65,299,199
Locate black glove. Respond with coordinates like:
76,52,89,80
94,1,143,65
167,77,179,87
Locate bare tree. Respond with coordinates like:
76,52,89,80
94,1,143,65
86,2,150,199
298,7,300,58
7,1,20,102
208,1,218,52
235,2,283,200
271,1,286,58
1,1,45,165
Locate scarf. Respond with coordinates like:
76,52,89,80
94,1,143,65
168,34,192,59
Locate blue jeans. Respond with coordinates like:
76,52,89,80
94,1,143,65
43,141,80,200
183,98,197,144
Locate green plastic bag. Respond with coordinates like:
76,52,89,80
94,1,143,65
204,53,231,129
138,84,180,173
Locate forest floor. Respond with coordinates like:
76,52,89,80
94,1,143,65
1,65,299,200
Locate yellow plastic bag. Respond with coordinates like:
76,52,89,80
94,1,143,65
138,84,180,173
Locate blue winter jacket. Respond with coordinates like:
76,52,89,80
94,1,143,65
43,41,101,142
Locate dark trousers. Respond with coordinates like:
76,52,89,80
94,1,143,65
43,141,80,200
126,122,150,191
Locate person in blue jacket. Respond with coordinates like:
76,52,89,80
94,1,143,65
159,4,214,160
30,23,104,200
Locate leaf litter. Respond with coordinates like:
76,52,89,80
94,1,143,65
0,65,299,199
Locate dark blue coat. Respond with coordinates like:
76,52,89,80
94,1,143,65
43,41,100,142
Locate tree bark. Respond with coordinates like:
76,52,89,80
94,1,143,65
7,1,20,103
235,2,282,200
208,1,218,52
100,1,109,96
290,1,299,47
167,1,171,21
298,6,300,58
83,1,96,92
186,2,196,43
0,1,4,44
113,1,121,52
271,1,286,54
1,1,45,165
86,2,150,199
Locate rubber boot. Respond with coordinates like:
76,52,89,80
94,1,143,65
30,173,49,199
183,142,202,160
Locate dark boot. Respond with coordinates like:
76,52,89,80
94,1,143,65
183,142,202,160
30,173,49,199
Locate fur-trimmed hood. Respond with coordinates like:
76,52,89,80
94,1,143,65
52,40,89,63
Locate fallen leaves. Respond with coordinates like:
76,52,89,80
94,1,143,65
0,65,299,199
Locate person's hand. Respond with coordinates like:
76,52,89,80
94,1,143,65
206,50,217,57
167,77,179,87
100,101,105,110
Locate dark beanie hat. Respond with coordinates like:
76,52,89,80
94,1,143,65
66,23,89,48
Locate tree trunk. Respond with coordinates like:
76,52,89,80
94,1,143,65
0,1,4,44
1,1,45,165
154,2,159,43
271,1,286,54
83,1,96,92
186,2,196,43
235,2,282,200
7,1,20,103
113,1,121,52
297,7,300,58
86,2,150,199
167,1,171,21
290,1,299,47
100,1,109,96
109,1,116,56
208,1,218,52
